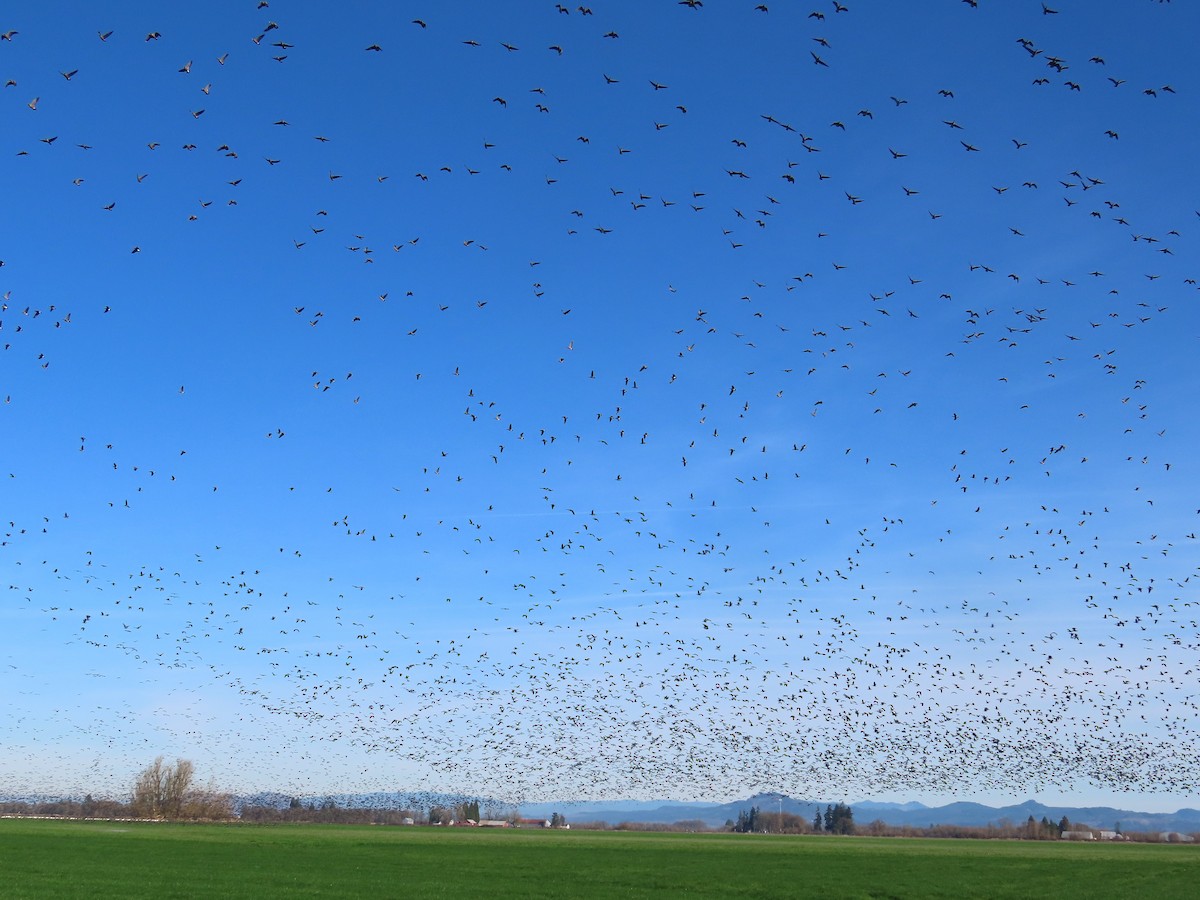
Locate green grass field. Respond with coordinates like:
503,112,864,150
1,819,1196,899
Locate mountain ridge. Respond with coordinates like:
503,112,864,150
4,790,1196,832
518,795,1200,832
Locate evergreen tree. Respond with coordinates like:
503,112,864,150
821,803,855,835
813,809,823,832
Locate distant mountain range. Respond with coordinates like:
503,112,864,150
518,794,1200,833
5,789,1196,833
251,790,1198,833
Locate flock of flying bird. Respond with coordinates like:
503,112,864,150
2,1,1198,806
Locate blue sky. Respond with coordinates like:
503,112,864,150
2,0,1199,813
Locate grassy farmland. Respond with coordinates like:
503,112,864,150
1,819,1196,899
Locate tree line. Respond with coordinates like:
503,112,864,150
0,757,233,822
2,760,1193,842
0,756,549,826
731,802,855,834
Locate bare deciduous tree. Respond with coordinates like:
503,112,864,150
131,756,194,819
